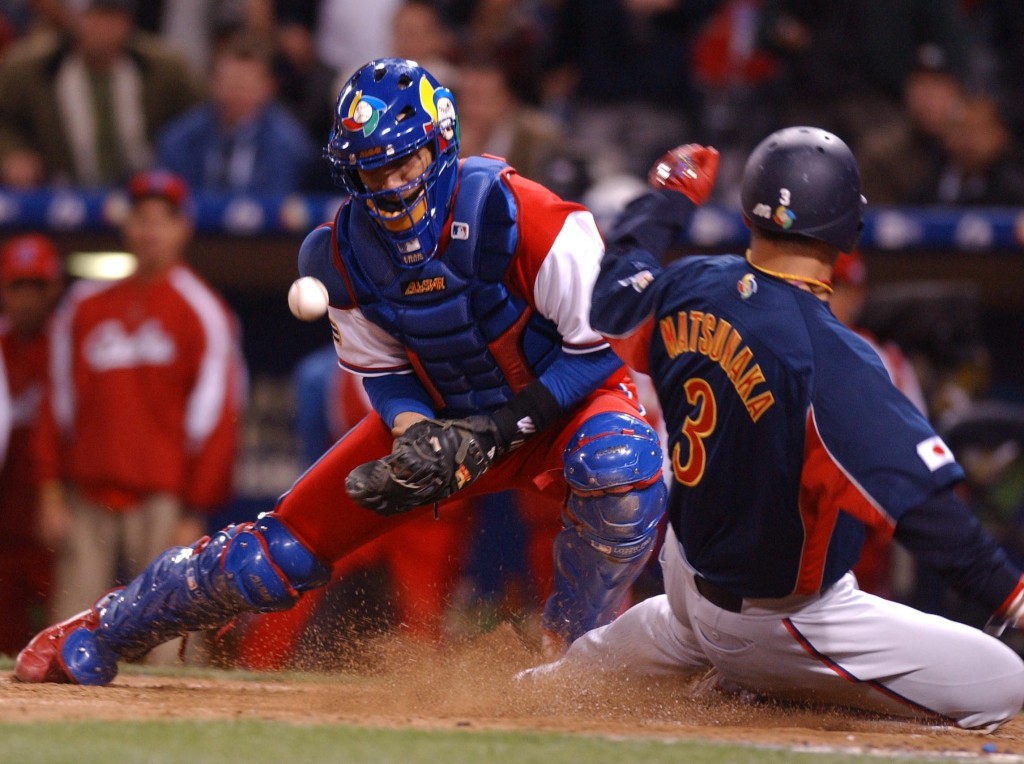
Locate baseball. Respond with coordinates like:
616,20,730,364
288,276,329,321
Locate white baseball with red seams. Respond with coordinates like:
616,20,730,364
288,276,329,321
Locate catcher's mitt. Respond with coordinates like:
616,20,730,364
345,416,504,516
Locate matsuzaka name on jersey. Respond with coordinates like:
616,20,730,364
659,309,775,423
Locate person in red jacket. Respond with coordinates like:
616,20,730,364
33,170,245,663
0,233,63,655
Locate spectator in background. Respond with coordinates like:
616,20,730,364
0,0,201,189
0,0,102,46
0,1,51,53
312,0,402,85
928,94,1024,207
541,0,717,182
830,251,928,417
0,234,60,655
441,0,548,103
271,0,337,156
390,0,457,87
131,0,273,80
156,31,318,195
965,0,1024,146
34,170,245,664
455,57,566,186
858,48,965,205
830,250,927,600
688,0,782,206
756,0,970,151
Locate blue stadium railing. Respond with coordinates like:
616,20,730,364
0,187,1022,250
0,188,348,238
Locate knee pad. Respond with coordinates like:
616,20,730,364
564,412,664,491
563,412,666,560
222,515,331,612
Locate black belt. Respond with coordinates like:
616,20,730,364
694,575,743,613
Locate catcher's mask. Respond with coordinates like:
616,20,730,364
325,57,460,268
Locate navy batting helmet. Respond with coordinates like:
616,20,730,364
740,127,865,252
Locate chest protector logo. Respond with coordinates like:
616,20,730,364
402,275,447,296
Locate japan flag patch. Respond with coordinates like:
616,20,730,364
916,435,955,472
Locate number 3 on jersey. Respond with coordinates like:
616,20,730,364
672,378,717,487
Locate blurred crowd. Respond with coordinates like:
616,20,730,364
0,0,1018,206
0,0,1023,668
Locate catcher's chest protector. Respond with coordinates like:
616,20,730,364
338,157,561,415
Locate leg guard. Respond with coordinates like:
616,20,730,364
16,515,330,685
544,412,666,645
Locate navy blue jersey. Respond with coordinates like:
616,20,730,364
592,193,968,598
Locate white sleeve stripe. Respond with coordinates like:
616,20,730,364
563,338,610,351
50,279,114,432
562,342,610,355
169,267,234,448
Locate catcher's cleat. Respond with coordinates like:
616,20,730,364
14,593,120,686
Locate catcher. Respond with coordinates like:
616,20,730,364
15,58,669,685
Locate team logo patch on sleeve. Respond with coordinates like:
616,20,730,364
916,435,955,472
617,269,654,293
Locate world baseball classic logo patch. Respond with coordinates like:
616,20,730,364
916,435,955,472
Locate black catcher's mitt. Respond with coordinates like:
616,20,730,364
345,416,505,516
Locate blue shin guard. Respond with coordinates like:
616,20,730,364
544,412,666,644
59,515,330,685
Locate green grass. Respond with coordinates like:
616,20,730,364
0,722,947,764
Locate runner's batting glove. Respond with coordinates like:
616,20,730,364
345,416,507,516
647,144,719,205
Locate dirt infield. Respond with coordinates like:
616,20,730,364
1,626,1021,759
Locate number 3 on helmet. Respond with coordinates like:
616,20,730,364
324,57,461,267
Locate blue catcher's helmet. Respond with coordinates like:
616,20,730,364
325,58,460,267
740,126,866,252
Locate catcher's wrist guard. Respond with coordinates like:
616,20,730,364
490,380,562,451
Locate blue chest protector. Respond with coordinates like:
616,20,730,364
329,157,562,416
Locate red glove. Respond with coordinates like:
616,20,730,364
647,144,720,206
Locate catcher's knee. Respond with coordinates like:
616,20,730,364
563,412,666,560
221,515,331,612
